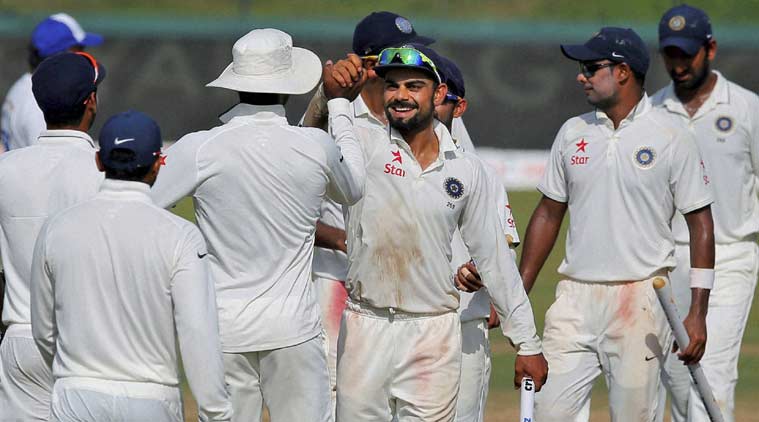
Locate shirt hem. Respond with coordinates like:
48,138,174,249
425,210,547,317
221,329,320,353
535,185,567,203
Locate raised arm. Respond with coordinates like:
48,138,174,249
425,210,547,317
171,225,233,421
149,134,203,209
519,196,567,294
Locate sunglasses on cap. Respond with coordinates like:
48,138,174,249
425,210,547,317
445,93,462,103
377,47,441,83
579,61,617,78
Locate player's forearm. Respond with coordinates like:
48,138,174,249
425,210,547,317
301,84,329,131
315,221,347,253
327,98,365,205
519,197,566,293
685,205,715,270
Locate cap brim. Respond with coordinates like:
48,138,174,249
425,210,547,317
659,36,702,56
206,47,321,95
81,32,104,48
409,34,435,46
560,44,607,62
95,62,107,86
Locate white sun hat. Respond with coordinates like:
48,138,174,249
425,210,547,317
207,28,321,95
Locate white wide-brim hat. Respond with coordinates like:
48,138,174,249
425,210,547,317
207,28,321,95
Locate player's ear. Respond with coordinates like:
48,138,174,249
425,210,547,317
616,63,632,84
95,152,105,172
453,98,468,118
433,83,448,107
705,39,717,61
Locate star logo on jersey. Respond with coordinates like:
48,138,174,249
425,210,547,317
385,150,406,177
575,139,588,153
391,150,403,164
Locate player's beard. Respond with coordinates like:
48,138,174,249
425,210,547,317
386,98,434,133
671,59,710,90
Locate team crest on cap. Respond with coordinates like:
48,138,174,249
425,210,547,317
444,177,464,199
634,146,656,169
715,116,734,134
669,16,686,31
395,17,413,34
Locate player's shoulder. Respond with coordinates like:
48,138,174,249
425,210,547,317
649,85,671,108
723,77,759,108
553,113,594,148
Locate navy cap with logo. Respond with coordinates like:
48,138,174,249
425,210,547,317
31,13,103,58
32,52,106,117
659,4,712,56
352,11,435,57
561,27,650,75
99,111,162,171
436,55,465,99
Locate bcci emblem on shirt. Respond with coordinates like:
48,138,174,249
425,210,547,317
634,146,656,169
444,177,464,199
715,116,734,135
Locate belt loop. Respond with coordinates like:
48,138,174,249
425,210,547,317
389,307,395,322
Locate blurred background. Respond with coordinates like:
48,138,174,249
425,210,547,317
2,1,757,420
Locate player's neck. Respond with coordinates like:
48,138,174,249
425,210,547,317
674,71,718,118
360,83,388,125
401,124,439,171
603,90,644,129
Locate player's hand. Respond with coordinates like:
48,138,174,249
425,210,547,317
487,303,500,329
676,312,707,365
514,353,548,392
323,55,367,101
455,261,483,292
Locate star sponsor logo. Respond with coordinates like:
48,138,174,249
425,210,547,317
391,150,403,164
570,138,590,166
634,146,656,169
384,149,406,177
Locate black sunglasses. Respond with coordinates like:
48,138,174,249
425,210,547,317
579,61,617,78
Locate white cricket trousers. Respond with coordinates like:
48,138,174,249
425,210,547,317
455,319,491,422
49,377,183,422
534,278,671,422
335,301,461,422
0,324,53,421
223,333,331,422
313,275,348,416
660,241,759,422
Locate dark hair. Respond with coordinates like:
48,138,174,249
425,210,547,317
103,148,153,181
27,44,44,70
632,70,646,87
41,101,88,127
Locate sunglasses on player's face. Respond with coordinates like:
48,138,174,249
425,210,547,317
579,61,617,78
377,47,441,82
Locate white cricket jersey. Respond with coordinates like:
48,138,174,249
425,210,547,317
1,73,46,151
0,130,103,331
313,94,385,282
538,94,713,282
651,71,759,245
30,180,232,420
332,100,541,354
150,102,364,353
450,135,521,322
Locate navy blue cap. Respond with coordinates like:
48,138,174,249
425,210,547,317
31,13,103,58
436,55,465,98
99,111,162,171
659,4,712,55
352,11,435,57
32,52,106,117
561,27,650,75
374,44,443,83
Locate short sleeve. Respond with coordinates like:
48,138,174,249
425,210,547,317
536,122,570,202
670,131,714,214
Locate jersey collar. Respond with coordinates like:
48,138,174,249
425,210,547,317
388,120,458,172
37,130,96,148
659,70,729,119
595,93,651,130
98,179,153,203
218,103,287,125
353,94,386,128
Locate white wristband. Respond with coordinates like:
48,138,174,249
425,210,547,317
689,268,715,290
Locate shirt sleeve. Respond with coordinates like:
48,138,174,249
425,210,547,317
485,164,520,245
171,224,233,421
150,133,204,209
749,95,759,178
459,158,542,355
30,221,56,367
324,98,366,205
451,117,476,153
669,131,714,214
536,122,570,203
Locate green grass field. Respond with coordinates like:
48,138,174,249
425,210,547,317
171,190,759,421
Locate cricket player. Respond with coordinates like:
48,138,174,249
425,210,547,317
1,13,103,152
324,45,547,422
301,11,435,411
30,110,233,421
149,28,365,422
435,54,521,422
0,52,105,420
519,27,715,421
651,5,759,422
